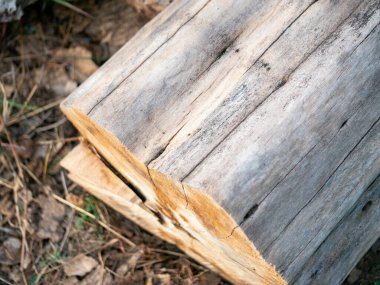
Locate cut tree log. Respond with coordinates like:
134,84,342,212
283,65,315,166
60,0,380,284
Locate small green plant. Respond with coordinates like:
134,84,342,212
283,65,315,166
77,196,100,226
38,250,63,270
49,154,64,170
0,98,37,112
29,274,38,285
31,250,65,284
75,196,104,238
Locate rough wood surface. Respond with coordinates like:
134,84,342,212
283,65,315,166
61,0,380,284
293,175,380,285
61,113,285,284
62,142,285,285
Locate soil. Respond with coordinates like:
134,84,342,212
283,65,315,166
0,1,378,285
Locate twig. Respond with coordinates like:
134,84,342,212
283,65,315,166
15,84,38,117
12,181,28,285
34,239,120,279
0,178,14,189
52,0,94,18
60,170,69,196
36,137,80,145
0,277,14,285
21,164,42,186
59,171,74,251
43,143,53,179
60,210,74,252
35,117,67,133
0,82,9,121
151,248,206,271
136,258,169,269
150,248,188,258
52,194,136,247
5,98,62,126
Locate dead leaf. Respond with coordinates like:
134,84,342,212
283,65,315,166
85,1,146,55
62,277,79,285
16,135,35,159
54,46,98,83
178,258,193,279
4,238,21,255
0,237,21,265
8,268,22,283
66,193,85,208
76,265,113,285
63,254,98,277
155,274,171,285
127,0,172,19
17,188,33,209
36,195,66,242
198,272,221,285
116,246,144,276
35,65,77,97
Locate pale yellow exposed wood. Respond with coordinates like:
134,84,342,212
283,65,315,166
62,143,285,285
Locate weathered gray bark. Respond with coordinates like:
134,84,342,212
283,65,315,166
61,0,380,284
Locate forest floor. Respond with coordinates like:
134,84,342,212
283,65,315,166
0,1,378,285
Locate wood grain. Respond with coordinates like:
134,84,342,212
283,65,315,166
61,0,380,283
293,175,380,285
62,143,285,285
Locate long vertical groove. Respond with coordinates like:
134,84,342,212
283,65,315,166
87,0,213,115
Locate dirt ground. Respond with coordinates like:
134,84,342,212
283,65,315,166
0,1,378,285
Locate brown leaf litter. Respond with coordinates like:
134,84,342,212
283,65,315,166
0,1,377,285
63,254,98,277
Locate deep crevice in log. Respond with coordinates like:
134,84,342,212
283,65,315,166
61,106,286,285
87,143,147,203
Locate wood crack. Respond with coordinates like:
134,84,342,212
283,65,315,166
147,123,186,165
346,21,379,59
240,142,319,225
87,0,213,116
224,225,239,239
239,88,361,221
181,0,364,182
147,32,243,166
87,142,147,202
180,183,189,209
242,0,320,77
263,115,380,258
291,172,380,283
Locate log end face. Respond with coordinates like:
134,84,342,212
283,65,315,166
61,108,286,285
